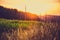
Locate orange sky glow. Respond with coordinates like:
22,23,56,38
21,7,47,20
0,0,60,15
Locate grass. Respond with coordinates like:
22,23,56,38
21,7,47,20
0,18,39,29
0,18,59,40
0,19,19,29
0,18,58,29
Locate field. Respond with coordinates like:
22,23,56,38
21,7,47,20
0,18,60,40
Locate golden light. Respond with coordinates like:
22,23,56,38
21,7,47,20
0,0,60,15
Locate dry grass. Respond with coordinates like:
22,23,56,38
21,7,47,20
0,18,60,40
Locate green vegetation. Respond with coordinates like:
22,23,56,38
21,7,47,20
0,18,38,29
0,19,19,29
0,18,59,40
0,18,58,30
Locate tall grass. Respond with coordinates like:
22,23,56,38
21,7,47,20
0,18,60,40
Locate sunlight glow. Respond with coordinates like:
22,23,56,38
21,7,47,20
0,0,60,15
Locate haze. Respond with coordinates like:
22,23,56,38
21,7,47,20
0,0,60,15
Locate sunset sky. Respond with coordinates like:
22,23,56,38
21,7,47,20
0,0,60,15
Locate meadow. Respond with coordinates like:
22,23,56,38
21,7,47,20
0,18,60,40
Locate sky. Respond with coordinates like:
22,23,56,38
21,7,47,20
0,0,60,15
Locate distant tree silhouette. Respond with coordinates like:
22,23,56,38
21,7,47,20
0,6,40,21
40,15,60,23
